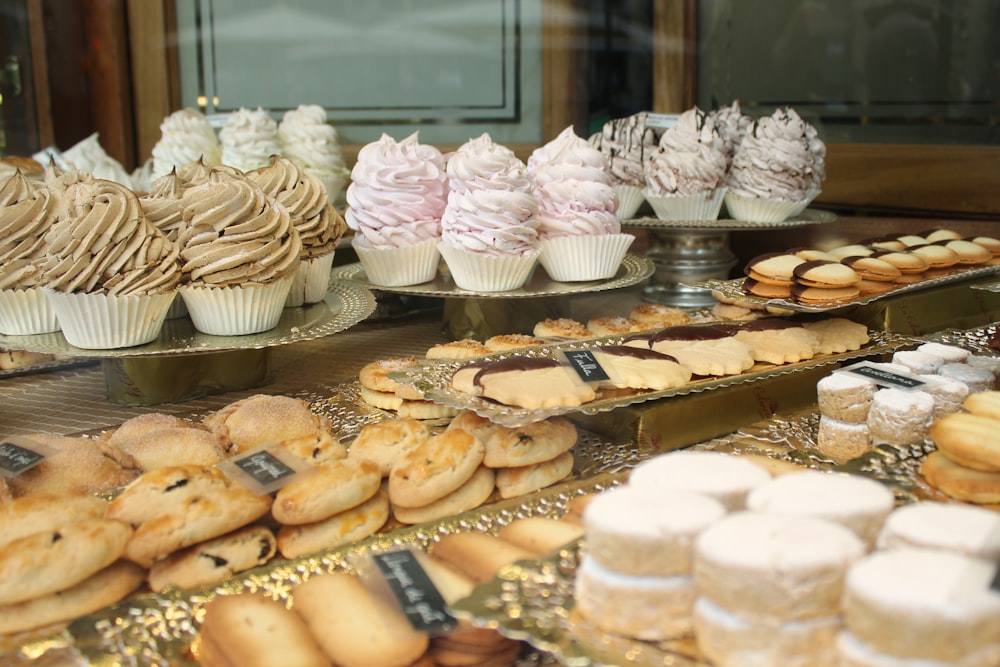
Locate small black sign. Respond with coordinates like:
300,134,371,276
232,450,296,485
373,550,456,634
842,363,928,390
0,441,46,475
991,562,1000,593
563,350,610,383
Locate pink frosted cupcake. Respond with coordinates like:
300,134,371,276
529,126,633,281
345,132,447,286
0,170,61,334
248,155,345,305
644,107,728,221
177,171,301,335
439,134,540,291
42,179,181,349
589,112,659,218
726,107,825,222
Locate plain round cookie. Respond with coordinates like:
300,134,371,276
629,302,691,328
694,511,865,621
347,417,429,476
817,373,876,423
391,465,495,525
694,597,840,667
276,490,389,559
483,333,547,352
929,411,1000,472
843,548,1000,662
483,416,577,468
583,485,726,577
745,470,895,548
876,501,1000,560
426,339,491,360
388,428,486,508
533,317,590,339
574,555,696,641
357,356,423,400
495,450,574,499
921,451,1000,504
627,451,771,511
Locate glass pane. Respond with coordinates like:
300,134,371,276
697,0,1000,145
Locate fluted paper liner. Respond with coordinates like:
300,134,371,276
724,191,805,223
353,237,440,287
644,188,727,222
44,289,174,349
539,233,635,282
286,250,336,307
0,288,60,335
438,242,540,292
615,184,646,219
180,274,294,336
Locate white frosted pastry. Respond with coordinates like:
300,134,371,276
876,501,1000,560
693,597,841,667
574,555,697,641
843,548,1000,663
817,416,871,461
627,451,771,511
694,512,864,621
150,108,221,181
836,630,987,667
916,342,971,365
938,363,995,394
817,373,876,423
278,104,349,203
61,133,134,189
219,107,280,173
916,374,969,418
867,388,935,445
583,485,726,576
745,470,894,548
891,350,944,375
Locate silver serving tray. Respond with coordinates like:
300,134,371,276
621,207,836,231
332,254,654,299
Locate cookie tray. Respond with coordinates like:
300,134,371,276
387,330,909,427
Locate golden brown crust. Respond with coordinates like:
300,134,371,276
11,433,139,497
358,356,423,400
348,418,429,475
921,451,1000,504
494,451,574,499
108,464,230,527
147,525,277,592
483,417,577,468
497,516,584,556
628,303,691,328
429,532,536,584
483,334,547,352
0,492,109,551
426,339,491,360
273,458,382,525
392,466,495,525
388,428,485,508
929,412,1000,472
276,490,389,560
533,317,591,339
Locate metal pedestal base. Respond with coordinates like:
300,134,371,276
642,228,738,309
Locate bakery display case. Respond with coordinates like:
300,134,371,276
1,1,999,666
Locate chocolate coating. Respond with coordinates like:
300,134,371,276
469,357,560,387
739,318,803,332
597,345,679,364
649,324,735,343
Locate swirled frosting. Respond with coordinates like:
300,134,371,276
151,108,222,181
43,180,181,296
248,155,341,258
529,126,619,238
139,171,186,242
219,107,281,174
727,107,824,202
588,112,659,187
278,104,349,201
61,133,134,189
178,171,301,286
174,158,244,188
645,107,728,196
440,134,538,257
0,171,58,289
345,132,448,249
708,100,752,168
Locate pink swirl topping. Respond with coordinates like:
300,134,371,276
345,132,447,249
43,180,181,295
529,126,619,238
708,100,752,168
727,107,824,202
0,171,57,289
588,112,659,187
440,134,538,257
645,107,728,196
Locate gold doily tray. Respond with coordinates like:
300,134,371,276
687,265,1000,313
621,207,836,231
388,330,906,427
0,280,376,359
332,254,654,299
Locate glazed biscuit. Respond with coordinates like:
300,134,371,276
0,518,132,605
0,560,145,636
628,302,691,328
484,334,547,352
495,451,574,499
471,358,597,409
426,339,491,360
348,418,429,475
743,253,804,285
392,466,495,524
430,532,537,583
276,490,390,559
358,357,424,400
839,256,901,282
586,316,643,337
732,320,819,365
532,317,591,339
929,412,1000,472
497,516,584,555
124,487,272,567
922,451,1000,504
293,572,429,667
147,525,277,592
483,417,577,468
0,492,108,551
273,458,382,525
791,284,861,304
742,277,793,299
108,464,231,527
389,428,485,508
199,593,331,667
792,260,861,289
801,318,870,354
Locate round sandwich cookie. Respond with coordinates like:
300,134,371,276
908,242,959,269
744,252,804,286
742,276,793,299
920,228,963,242
793,260,862,289
790,247,839,262
968,235,1000,257
827,244,876,259
867,248,928,275
928,411,1000,472
935,238,992,265
840,255,901,282
862,235,907,251
921,451,1000,504
792,283,862,304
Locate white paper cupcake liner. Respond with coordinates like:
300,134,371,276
180,274,294,336
614,185,646,219
438,242,539,292
286,251,336,307
539,233,635,282
164,293,189,319
787,187,822,218
0,287,60,334
353,237,440,287
724,191,805,223
44,289,174,349
644,188,727,221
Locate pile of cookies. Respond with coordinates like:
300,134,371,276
742,228,1000,304
925,390,1000,507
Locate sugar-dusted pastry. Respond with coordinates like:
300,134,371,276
628,451,771,511
817,372,877,424
817,416,872,461
876,500,1000,560
867,388,935,445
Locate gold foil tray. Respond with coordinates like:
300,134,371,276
686,266,1000,313
332,254,655,299
0,280,376,358
928,321,1000,355
621,207,836,231
388,330,907,427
